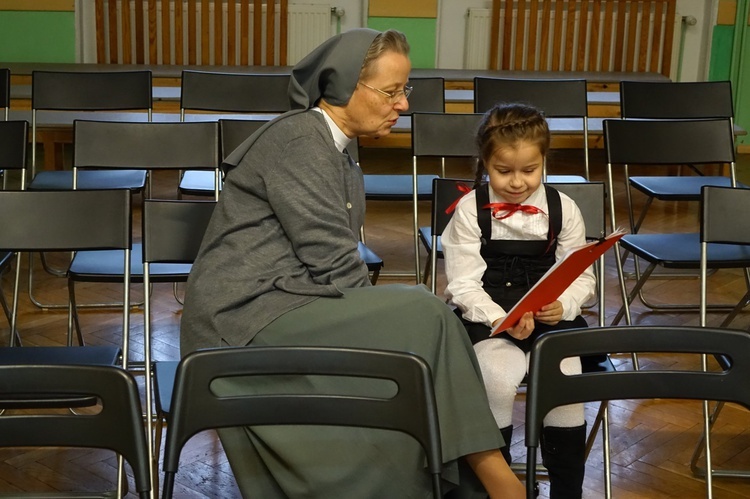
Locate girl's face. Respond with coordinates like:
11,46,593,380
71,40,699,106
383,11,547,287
486,140,544,203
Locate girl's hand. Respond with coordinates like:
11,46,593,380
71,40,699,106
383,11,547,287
535,300,563,325
498,311,534,340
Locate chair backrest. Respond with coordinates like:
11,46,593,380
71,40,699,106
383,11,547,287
0,189,131,346
73,120,220,172
473,77,588,116
701,186,750,246
142,200,217,265
180,71,291,115
161,346,443,498
0,189,131,252
603,118,736,166
526,325,750,447
0,364,150,497
31,70,153,111
430,178,473,238
550,182,606,241
402,77,445,115
412,112,482,158
0,68,8,119
0,121,29,174
620,80,734,119
219,119,270,160
30,70,154,174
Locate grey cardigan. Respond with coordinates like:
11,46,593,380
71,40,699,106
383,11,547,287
181,111,370,354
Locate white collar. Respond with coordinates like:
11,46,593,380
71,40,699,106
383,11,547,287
313,107,351,153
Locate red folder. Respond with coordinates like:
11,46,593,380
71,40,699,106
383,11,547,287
490,229,626,336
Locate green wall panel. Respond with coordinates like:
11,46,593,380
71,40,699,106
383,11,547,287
0,11,75,62
367,17,436,69
709,25,733,81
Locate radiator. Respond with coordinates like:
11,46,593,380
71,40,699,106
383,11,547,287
94,1,332,65
465,1,681,77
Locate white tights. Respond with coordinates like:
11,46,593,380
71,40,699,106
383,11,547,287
474,338,585,429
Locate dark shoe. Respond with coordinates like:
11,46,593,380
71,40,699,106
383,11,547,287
541,424,586,499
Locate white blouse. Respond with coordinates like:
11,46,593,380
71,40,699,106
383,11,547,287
442,185,596,328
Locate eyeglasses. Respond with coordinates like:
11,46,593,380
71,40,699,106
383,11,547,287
358,82,413,103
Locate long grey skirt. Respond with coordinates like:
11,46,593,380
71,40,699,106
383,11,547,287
214,284,502,498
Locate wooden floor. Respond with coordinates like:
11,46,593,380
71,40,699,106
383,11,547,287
2,147,750,498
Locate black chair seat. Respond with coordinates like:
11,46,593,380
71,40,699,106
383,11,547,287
69,243,192,283
620,233,750,269
417,227,443,259
363,174,436,200
155,360,179,415
546,174,588,183
358,241,383,273
29,170,147,191
178,170,221,196
0,345,120,366
630,175,747,201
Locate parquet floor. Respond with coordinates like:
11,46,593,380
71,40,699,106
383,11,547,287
1,147,750,498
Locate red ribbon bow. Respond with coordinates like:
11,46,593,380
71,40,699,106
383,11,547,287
444,182,472,214
483,202,547,221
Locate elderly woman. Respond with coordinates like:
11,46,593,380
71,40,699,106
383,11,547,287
181,28,524,498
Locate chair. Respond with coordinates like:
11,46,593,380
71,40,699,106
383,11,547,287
25,71,152,310
0,189,131,355
159,346,443,498
0,121,29,337
0,364,151,498
473,77,590,181
411,113,483,282
686,185,750,482
617,80,739,236
418,177,472,294
525,325,750,499
362,77,445,202
178,71,290,197
216,119,384,283
0,189,128,495
141,199,216,484
28,70,152,187
67,120,220,340
604,118,738,326
360,78,446,279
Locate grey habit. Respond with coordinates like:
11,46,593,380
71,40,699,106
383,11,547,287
180,28,503,497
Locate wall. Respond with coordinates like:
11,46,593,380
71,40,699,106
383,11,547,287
708,0,750,149
2,0,721,76
0,0,76,62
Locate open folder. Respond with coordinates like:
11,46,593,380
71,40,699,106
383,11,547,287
490,229,626,336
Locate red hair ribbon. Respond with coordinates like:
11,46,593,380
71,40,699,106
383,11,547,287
444,182,472,214
483,203,548,221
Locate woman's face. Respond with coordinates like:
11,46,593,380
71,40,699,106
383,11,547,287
486,140,544,203
338,51,411,138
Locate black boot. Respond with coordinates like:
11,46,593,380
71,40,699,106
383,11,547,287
541,424,586,499
499,425,513,464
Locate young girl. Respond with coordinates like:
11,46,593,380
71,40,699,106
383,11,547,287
442,103,596,499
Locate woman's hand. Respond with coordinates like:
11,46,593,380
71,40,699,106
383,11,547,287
535,300,563,325
494,311,535,340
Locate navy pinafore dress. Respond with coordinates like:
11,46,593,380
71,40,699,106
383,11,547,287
460,183,588,349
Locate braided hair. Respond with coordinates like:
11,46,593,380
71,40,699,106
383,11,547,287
474,103,550,188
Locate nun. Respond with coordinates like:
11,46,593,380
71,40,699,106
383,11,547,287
181,28,524,498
